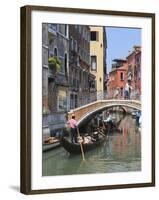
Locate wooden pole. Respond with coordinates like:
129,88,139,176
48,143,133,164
77,126,85,161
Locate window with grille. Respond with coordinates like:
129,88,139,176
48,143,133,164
90,31,99,41
91,56,97,71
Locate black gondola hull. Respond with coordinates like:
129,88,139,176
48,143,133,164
61,136,106,154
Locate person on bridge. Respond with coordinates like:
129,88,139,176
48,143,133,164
67,114,78,143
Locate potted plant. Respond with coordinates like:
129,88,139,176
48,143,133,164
48,56,61,73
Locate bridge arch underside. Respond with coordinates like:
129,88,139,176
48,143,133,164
77,104,141,126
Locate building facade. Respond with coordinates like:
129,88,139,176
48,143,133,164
134,49,141,95
108,46,141,99
108,59,127,98
42,24,107,140
90,26,107,99
126,46,141,95
42,23,69,139
69,25,96,109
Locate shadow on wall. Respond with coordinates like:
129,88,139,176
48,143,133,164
9,185,20,192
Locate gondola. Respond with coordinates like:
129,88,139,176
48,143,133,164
61,132,106,154
43,140,60,152
43,137,60,152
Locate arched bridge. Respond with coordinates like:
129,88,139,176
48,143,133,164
68,99,141,125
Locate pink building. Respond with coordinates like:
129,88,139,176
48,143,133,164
126,46,141,96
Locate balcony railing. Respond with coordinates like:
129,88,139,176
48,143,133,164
48,68,56,79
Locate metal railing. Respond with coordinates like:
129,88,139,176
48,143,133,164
71,90,141,109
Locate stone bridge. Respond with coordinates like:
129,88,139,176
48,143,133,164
68,99,141,125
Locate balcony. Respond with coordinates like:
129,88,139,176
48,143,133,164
48,68,56,79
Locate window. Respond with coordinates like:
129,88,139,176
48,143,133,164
74,40,78,52
84,29,87,40
83,28,85,38
87,33,90,41
120,72,124,80
64,53,68,74
77,56,80,67
70,37,73,50
79,70,82,81
91,56,97,71
90,31,98,41
75,95,78,108
58,90,67,111
58,25,63,34
70,94,74,109
79,26,82,34
64,25,68,37
58,25,68,37
54,48,57,56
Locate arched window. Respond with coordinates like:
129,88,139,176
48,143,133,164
54,48,57,56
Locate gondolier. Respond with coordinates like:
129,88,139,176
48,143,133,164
105,112,113,126
67,114,78,143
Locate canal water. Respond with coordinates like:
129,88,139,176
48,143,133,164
42,113,141,176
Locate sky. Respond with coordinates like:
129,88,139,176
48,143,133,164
106,27,141,73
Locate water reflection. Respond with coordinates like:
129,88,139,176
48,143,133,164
42,114,141,176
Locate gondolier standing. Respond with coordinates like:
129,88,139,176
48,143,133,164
105,112,113,134
68,114,78,143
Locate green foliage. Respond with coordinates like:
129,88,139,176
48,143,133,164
48,56,61,72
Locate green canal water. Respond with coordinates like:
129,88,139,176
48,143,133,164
42,113,141,176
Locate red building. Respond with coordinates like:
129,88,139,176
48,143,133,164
108,46,141,99
108,59,128,98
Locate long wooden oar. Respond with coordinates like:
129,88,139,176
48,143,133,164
77,126,85,161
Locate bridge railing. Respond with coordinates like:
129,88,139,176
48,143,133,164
75,90,141,109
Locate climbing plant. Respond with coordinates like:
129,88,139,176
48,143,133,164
48,56,61,72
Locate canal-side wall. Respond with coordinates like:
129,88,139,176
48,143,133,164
42,112,67,141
